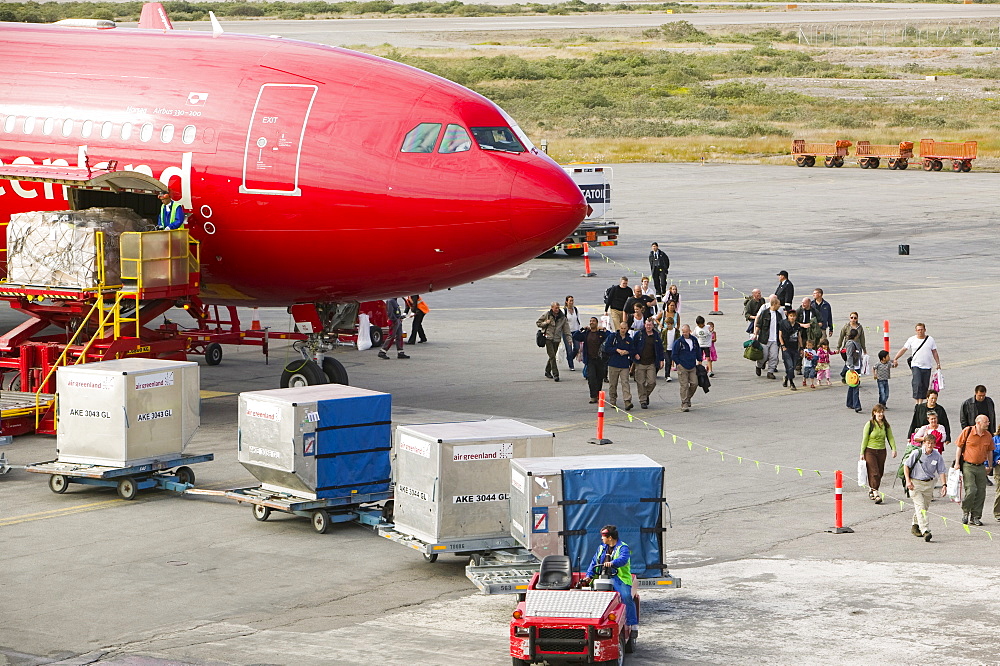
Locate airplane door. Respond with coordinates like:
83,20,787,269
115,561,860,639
240,84,318,196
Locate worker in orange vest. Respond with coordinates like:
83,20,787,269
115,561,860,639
405,294,429,344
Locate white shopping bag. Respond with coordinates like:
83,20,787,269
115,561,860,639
931,369,945,392
860,353,871,376
599,315,611,330
947,467,963,503
357,313,372,351
857,459,868,488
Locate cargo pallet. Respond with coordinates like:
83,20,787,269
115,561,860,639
185,486,392,534
792,139,852,168
919,139,977,172
855,141,914,170
377,525,525,563
24,452,214,500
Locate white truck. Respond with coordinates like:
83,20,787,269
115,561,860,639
545,166,619,257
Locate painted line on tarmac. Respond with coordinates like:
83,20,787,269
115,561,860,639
200,390,236,399
0,499,124,527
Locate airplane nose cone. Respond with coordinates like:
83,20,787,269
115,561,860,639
509,159,588,250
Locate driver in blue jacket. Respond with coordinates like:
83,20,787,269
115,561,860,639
580,524,638,637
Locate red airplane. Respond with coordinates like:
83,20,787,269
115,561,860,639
0,9,587,393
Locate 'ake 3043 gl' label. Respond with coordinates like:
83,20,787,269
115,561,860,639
68,409,110,419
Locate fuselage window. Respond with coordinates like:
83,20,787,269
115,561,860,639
181,125,196,144
139,123,153,142
22,117,35,134
101,121,113,140
61,119,74,137
42,118,54,135
400,123,442,153
81,120,94,139
438,124,472,154
121,123,133,140
3,115,16,133
470,127,526,153
161,124,175,144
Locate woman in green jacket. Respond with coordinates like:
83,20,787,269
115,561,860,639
861,403,897,503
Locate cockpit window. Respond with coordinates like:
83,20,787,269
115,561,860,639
400,123,441,153
438,124,472,154
471,127,526,153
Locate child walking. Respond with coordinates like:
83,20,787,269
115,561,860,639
694,316,712,375
874,349,891,406
707,321,718,377
802,338,818,388
816,340,832,386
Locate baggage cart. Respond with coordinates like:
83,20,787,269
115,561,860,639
185,485,392,534
919,139,977,172
376,522,524,563
855,141,914,170
24,452,214,500
791,139,852,168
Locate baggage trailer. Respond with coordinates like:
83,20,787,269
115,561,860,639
855,141,914,170
919,139,977,172
792,139,852,168
24,452,214,500
377,523,527,563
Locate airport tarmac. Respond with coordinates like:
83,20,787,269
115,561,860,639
2,162,1000,665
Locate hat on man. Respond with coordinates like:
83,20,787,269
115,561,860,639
777,270,788,278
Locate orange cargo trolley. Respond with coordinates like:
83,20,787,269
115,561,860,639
919,139,976,172
791,140,852,168
855,141,914,170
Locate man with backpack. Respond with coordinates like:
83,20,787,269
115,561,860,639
604,276,633,331
903,434,948,542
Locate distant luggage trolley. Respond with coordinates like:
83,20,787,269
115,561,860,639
792,139,852,168
855,141,914,170
919,139,977,172
25,453,213,500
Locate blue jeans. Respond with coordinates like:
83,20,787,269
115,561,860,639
847,385,861,410
562,333,580,370
611,575,638,626
782,349,797,384
877,379,889,406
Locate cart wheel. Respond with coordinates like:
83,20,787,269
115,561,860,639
175,466,195,486
923,159,932,171
952,160,963,172
823,156,834,168
898,160,909,170
423,553,439,563
381,499,394,523
117,478,138,501
322,357,349,385
512,659,531,666
869,157,879,169
932,160,943,171
626,628,636,653
795,156,806,167
805,156,815,167
369,325,384,348
858,158,868,169
204,343,223,366
886,159,896,170
280,360,327,388
48,474,69,494
962,160,972,172
253,504,271,522
834,156,844,168
312,509,330,534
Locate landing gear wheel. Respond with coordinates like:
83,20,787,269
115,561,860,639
804,156,815,167
369,325,384,348
322,357,349,385
423,553,439,563
280,360,327,388
117,478,138,501
175,466,195,486
253,504,271,522
204,343,223,366
48,474,69,494
564,247,584,257
312,509,330,534
834,156,844,168
962,160,972,172
932,160,943,171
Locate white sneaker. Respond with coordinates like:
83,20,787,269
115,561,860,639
665,377,672,382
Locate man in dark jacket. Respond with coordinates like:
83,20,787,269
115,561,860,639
378,297,411,360
631,318,665,409
671,324,703,412
775,270,794,311
811,288,833,338
574,317,610,404
604,277,633,331
961,385,996,433
624,286,654,327
743,288,765,334
602,321,634,410
648,242,670,297
753,295,783,379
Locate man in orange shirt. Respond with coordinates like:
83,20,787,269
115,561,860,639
954,414,994,526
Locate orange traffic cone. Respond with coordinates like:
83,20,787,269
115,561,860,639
250,308,262,331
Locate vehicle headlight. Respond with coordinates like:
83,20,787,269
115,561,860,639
596,627,613,639
515,627,530,637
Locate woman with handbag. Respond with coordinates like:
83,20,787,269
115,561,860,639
836,312,866,382
845,328,863,413
860,404,897,503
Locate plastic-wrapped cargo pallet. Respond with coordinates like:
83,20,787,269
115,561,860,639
56,359,200,467
392,420,554,544
6,208,153,288
509,455,667,577
238,385,391,500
